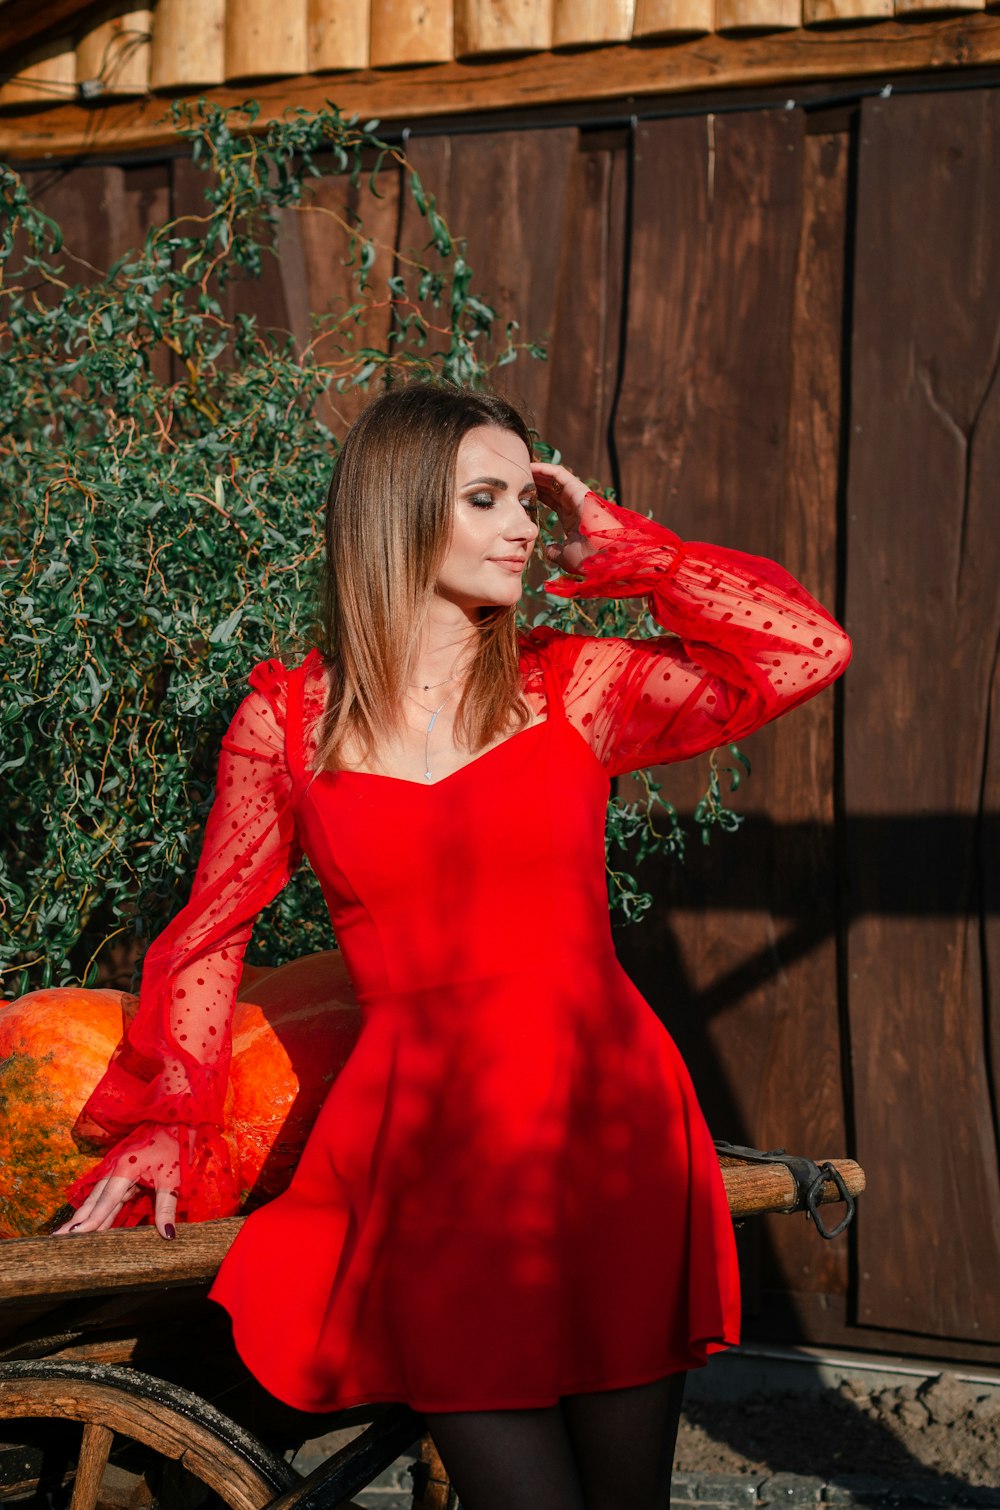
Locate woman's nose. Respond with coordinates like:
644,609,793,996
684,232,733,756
504,508,538,541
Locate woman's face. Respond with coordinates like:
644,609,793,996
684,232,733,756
434,425,540,609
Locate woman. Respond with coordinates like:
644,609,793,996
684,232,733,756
54,384,851,1510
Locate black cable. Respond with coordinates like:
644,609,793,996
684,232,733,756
605,114,637,509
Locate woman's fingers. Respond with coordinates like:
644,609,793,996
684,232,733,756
154,1188,178,1240
51,1174,136,1235
51,1177,110,1234
531,461,590,519
531,463,597,574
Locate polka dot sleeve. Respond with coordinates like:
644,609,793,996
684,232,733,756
64,660,304,1226
537,491,852,777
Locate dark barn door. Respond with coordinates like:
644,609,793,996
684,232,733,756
15,85,1000,1360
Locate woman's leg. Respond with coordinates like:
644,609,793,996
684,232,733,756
559,1371,687,1510
422,1404,588,1510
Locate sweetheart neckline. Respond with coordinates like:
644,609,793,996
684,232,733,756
310,717,553,790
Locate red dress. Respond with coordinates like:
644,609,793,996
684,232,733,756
67,493,851,1414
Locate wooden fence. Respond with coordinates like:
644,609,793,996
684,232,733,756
12,81,1000,1364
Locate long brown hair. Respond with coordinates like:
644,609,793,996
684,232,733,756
311,383,536,775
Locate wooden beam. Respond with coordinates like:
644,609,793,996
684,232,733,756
896,0,983,12
717,0,800,29
0,34,76,109
225,0,309,80
802,0,893,25
149,0,226,90
454,0,553,57
75,5,152,96
0,0,110,61
632,0,714,36
1,13,999,160
370,0,454,68
309,0,370,71
0,1218,244,1305
553,0,636,48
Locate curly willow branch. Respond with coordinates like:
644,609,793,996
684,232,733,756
0,100,746,998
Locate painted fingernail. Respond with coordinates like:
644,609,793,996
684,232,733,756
164,1223,176,1240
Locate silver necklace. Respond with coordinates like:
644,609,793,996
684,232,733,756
405,686,457,782
407,673,458,691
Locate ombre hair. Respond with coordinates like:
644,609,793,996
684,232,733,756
311,383,536,775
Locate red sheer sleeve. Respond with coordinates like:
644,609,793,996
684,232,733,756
537,491,852,776
64,657,305,1226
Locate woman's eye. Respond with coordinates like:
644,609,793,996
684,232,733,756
468,493,495,509
522,499,540,518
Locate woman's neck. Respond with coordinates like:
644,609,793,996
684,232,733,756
406,602,480,691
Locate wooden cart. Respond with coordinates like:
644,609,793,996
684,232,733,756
0,1153,865,1510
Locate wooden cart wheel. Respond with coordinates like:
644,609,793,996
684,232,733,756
0,1358,298,1510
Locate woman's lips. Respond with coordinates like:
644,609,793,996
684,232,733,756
490,558,526,573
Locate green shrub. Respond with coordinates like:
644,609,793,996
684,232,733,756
0,101,744,999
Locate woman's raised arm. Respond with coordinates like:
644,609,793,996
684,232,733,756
54,658,304,1236
534,486,851,777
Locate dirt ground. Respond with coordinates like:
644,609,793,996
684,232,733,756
674,1371,1000,1487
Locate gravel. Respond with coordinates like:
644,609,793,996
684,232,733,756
674,1370,1000,1490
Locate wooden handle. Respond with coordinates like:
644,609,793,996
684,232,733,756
720,1156,865,1219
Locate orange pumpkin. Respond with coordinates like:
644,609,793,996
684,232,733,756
0,988,133,1237
0,954,362,1236
231,950,362,1204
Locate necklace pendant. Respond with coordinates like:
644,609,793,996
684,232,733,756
424,769,433,782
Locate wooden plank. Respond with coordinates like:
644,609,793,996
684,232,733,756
454,0,553,56
632,0,714,34
370,0,453,67
746,1288,1000,1365
75,4,152,96
149,0,225,90
716,0,800,29
844,90,1000,1341
399,127,578,422
0,35,76,111
752,120,851,1306
540,128,627,492
611,108,850,1319
0,1219,244,1305
552,0,635,46
225,0,309,80
308,0,370,71
4,14,1000,158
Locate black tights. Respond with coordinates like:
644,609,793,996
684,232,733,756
423,1371,686,1510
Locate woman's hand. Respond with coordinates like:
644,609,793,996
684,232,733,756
51,1122,191,1239
51,1174,178,1238
531,462,601,577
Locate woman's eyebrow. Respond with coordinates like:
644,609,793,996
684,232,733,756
463,475,508,489
462,475,538,495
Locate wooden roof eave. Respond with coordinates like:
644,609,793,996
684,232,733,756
1,12,999,162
